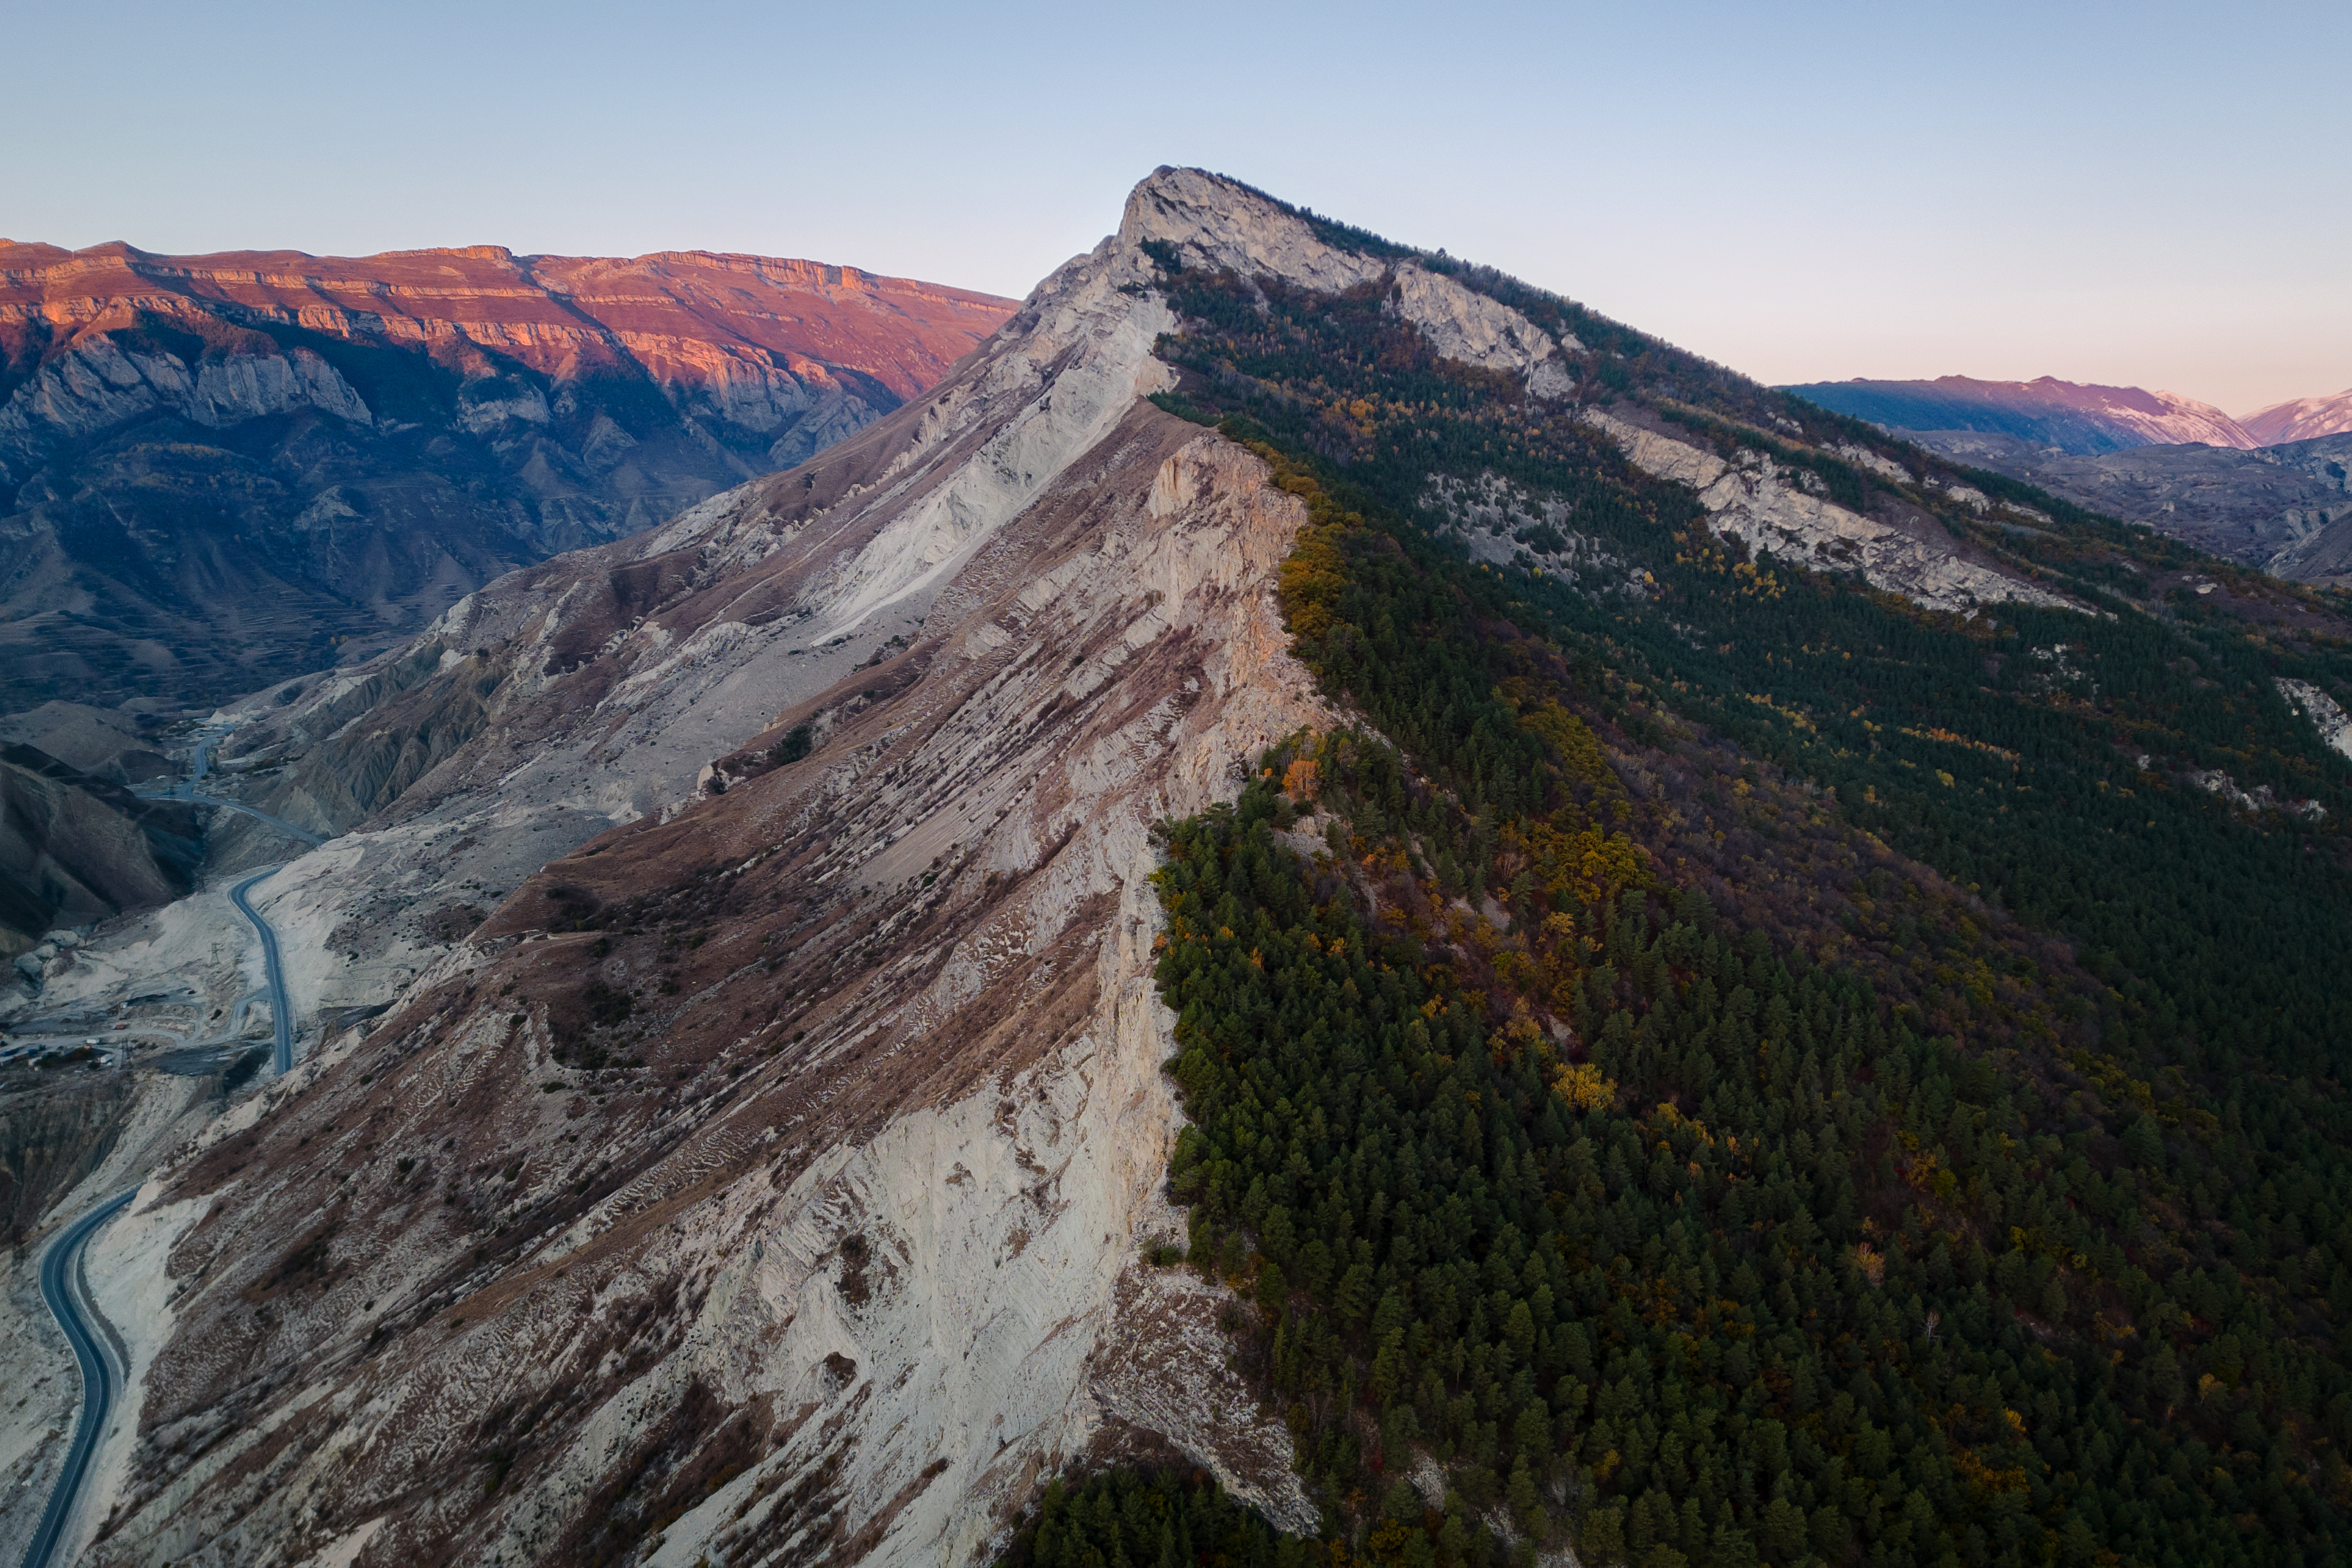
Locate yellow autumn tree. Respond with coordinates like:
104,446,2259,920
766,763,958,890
1553,1061,1618,1112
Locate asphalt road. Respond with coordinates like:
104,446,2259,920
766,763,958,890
134,789,324,848
19,1189,136,1568
15,733,319,1565
135,728,325,848
227,868,295,1076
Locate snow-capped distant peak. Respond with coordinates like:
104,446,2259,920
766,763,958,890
2242,389,2352,447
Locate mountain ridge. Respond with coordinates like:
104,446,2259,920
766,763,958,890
0,239,1006,404
6,168,2352,1568
2246,387,2352,446
1784,373,2261,453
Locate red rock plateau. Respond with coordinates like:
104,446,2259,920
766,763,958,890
0,240,1009,413
0,241,1014,714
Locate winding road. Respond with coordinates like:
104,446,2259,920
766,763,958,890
18,1190,135,1568
227,867,296,1076
133,731,324,848
17,730,326,1565
163,727,320,1078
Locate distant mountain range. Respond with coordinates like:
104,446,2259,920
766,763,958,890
2245,388,2352,446
1905,427,2352,586
1784,374,2250,453
0,241,1013,715
1786,373,2352,456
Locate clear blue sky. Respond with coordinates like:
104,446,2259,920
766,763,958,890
6,0,2344,414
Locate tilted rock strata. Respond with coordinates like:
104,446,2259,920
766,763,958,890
0,242,1008,418
71,176,1341,1568
1581,408,2078,613
97,422,1325,1568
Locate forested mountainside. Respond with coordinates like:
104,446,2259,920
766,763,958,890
1020,180,2352,1567
0,241,1011,713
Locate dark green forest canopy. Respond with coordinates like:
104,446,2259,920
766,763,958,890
1009,230,2352,1568
996,1469,1310,1568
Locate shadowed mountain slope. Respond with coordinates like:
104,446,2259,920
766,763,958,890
1856,429,2352,587
0,745,200,960
0,241,1012,714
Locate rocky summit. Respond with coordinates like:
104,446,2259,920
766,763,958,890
0,240,1013,714
6,169,2352,1568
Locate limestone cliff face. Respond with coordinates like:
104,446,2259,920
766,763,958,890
0,243,1007,428
2278,678,2352,762
1123,167,1579,395
0,242,1013,715
0,336,373,460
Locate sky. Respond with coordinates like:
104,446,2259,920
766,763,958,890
5,0,2346,416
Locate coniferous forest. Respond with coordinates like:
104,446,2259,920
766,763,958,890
1006,203,2352,1568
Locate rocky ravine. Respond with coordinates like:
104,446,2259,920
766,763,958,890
1,169,2085,1568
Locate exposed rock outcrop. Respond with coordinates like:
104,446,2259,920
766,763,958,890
0,337,371,462
2278,678,2352,762
1580,408,2077,613
1125,167,1578,396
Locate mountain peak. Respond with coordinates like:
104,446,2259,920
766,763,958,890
1117,166,1577,395
1119,167,1385,295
